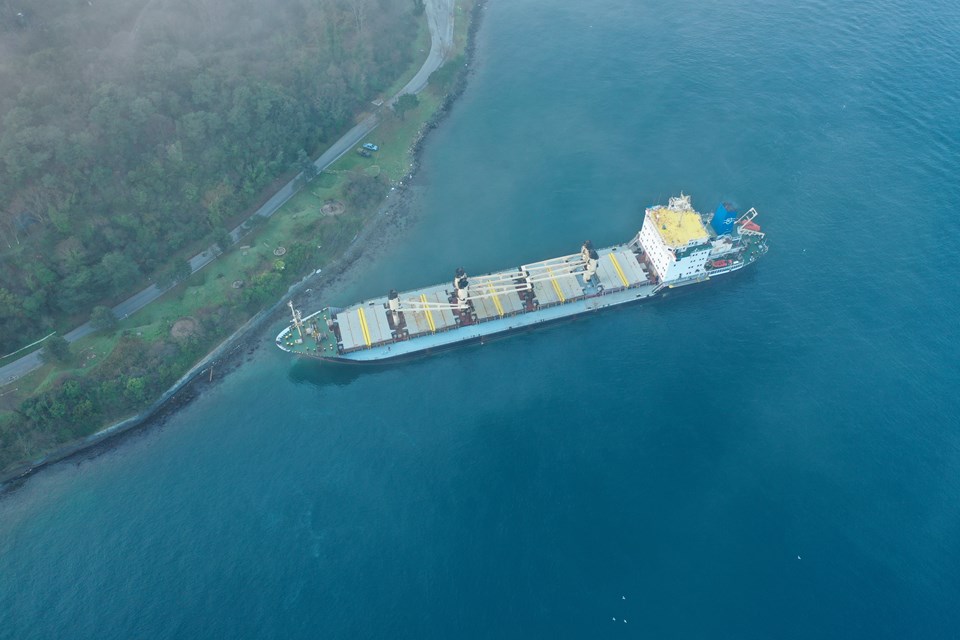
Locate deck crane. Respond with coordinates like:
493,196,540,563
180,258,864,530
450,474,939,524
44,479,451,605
580,240,600,284
385,241,598,317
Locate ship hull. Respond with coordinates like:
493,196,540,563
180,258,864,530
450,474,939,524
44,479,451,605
277,198,767,364
303,298,642,365
279,259,757,365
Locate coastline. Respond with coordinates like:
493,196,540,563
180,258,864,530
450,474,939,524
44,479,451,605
0,0,488,493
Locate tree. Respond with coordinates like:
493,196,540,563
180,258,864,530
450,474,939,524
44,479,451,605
283,242,316,273
243,271,283,307
89,305,117,331
0,0,422,366
99,251,141,295
156,260,193,288
343,173,387,210
212,228,233,255
124,377,147,403
41,335,72,364
294,149,319,188
393,93,419,121
0,287,22,320
428,55,465,93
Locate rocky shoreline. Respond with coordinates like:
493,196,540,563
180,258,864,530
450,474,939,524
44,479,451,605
0,0,487,494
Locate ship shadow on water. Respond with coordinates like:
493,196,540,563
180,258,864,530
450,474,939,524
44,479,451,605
286,345,464,389
287,359,386,388
655,264,760,308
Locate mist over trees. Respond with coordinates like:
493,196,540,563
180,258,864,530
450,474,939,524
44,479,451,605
0,0,419,352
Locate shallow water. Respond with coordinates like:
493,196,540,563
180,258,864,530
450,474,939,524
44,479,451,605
3,0,960,637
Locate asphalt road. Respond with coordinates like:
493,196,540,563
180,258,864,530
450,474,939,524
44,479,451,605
0,0,455,385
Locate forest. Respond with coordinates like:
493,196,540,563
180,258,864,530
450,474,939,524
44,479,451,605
0,0,420,353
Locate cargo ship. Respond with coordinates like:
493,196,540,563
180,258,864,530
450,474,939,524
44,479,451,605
276,194,767,363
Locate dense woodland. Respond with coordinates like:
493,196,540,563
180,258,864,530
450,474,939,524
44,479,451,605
0,0,420,353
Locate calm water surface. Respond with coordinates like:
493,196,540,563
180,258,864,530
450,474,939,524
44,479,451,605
3,0,960,637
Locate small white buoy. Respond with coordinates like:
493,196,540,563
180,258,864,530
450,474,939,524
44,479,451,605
797,555,802,560
612,617,616,621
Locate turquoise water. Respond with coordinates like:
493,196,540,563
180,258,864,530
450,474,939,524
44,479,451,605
3,0,960,637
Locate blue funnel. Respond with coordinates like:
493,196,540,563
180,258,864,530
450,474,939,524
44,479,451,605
712,202,737,236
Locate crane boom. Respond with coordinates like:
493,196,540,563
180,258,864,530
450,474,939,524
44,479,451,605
388,243,596,315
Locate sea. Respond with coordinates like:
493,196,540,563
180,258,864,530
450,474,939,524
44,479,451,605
2,0,959,637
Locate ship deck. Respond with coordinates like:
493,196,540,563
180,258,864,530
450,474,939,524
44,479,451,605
278,244,655,358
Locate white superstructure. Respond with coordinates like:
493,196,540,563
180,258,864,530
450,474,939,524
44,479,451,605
636,194,712,283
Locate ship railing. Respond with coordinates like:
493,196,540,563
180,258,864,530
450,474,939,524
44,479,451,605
735,207,759,225
471,306,528,325
403,322,462,342
340,333,402,354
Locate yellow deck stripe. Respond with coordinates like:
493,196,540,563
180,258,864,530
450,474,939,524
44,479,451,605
608,252,630,287
487,283,505,317
420,294,437,332
357,308,372,346
546,266,566,303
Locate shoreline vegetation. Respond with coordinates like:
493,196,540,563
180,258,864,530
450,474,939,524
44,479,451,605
0,0,484,488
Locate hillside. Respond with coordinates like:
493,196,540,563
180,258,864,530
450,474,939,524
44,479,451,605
0,0,420,353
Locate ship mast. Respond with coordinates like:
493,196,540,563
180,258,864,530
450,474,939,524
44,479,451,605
288,300,305,340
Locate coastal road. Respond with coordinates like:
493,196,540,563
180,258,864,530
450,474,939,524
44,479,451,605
0,0,455,386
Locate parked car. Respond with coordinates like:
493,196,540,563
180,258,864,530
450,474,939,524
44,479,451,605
362,143,379,152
